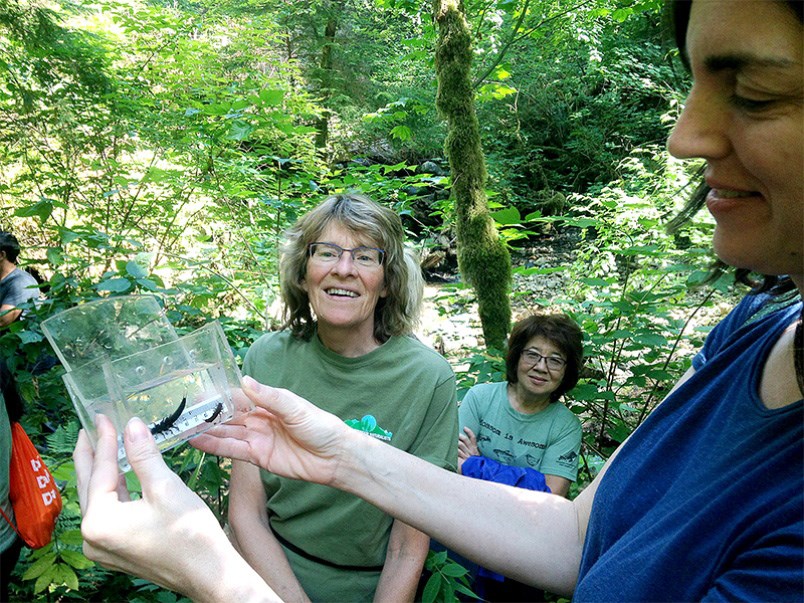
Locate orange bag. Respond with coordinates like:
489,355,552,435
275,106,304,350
0,422,62,548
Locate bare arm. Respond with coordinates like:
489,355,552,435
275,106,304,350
194,379,597,596
343,429,591,596
545,475,571,498
194,370,700,595
229,460,311,603
373,519,430,603
0,304,21,327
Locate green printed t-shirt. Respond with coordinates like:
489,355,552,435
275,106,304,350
243,330,458,598
459,382,581,481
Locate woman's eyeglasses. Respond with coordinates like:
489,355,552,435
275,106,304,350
308,242,385,269
521,349,566,371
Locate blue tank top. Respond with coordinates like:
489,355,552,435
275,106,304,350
576,292,803,601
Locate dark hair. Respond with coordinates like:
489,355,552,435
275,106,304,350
668,0,803,297
0,232,21,264
505,314,584,402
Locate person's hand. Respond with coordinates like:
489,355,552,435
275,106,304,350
191,376,362,489
74,414,274,602
457,427,480,475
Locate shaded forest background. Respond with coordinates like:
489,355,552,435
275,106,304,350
0,0,743,600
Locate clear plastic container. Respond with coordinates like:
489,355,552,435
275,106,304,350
43,296,248,472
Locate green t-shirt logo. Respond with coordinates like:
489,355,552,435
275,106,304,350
345,414,393,442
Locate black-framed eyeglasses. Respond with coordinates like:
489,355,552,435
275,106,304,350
308,242,386,269
521,349,566,371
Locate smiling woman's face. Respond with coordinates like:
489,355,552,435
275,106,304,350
302,221,387,344
667,0,803,282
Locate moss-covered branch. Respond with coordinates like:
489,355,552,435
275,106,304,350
433,0,512,349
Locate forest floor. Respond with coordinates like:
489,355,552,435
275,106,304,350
417,227,580,357
416,227,735,369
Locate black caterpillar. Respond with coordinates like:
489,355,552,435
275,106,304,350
150,395,187,436
204,402,224,423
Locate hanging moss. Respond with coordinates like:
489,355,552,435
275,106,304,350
434,0,512,349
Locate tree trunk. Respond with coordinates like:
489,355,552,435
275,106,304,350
433,0,512,350
313,18,335,150
314,2,341,152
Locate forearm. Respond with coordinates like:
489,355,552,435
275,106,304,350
335,434,584,596
229,461,310,603
230,517,310,603
373,520,429,603
185,540,282,603
0,306,19,327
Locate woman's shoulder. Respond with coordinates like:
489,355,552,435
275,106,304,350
467,381,507,395
695,291,801,367
464,381,508,404
549,400,582,426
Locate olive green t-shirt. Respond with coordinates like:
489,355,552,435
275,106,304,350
243,330,458,600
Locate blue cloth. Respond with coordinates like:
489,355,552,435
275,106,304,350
461,455,552,492
575,292,803,601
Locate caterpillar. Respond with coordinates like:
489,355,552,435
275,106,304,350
204,401,224,423
150,395,187,436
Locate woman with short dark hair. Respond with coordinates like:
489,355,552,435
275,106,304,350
456,313,583,600
459,313,584,498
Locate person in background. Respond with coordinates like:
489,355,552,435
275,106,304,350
229,193,458,602
0,232,40,327
71,1,803,600
458,313,583,497
453,313,583,601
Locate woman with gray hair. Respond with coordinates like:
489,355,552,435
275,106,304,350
229,193,458,602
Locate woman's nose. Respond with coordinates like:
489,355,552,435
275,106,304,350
667,84,731,161
332,251,359,275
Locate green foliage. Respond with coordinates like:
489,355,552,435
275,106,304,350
421,550,480,603
0,0,709,600
519,149,732,462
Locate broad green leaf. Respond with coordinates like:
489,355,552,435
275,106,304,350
17,330,43,344
96,278,132,292
34,566,57,594
15,199,54,223
431,549,448,564
126,260,148,279
53,563,80,590
46,247,64,266
228,120,254,141
491,207,521,225
60,550,94,570
23,552,58,580
421,574,440,603
259,89,284,106
137,277,158,291
389,125,411,141
441,562,469,577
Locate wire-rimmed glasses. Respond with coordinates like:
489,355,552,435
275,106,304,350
308,242,386,269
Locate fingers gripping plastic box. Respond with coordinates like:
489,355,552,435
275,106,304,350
42,295,251,472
